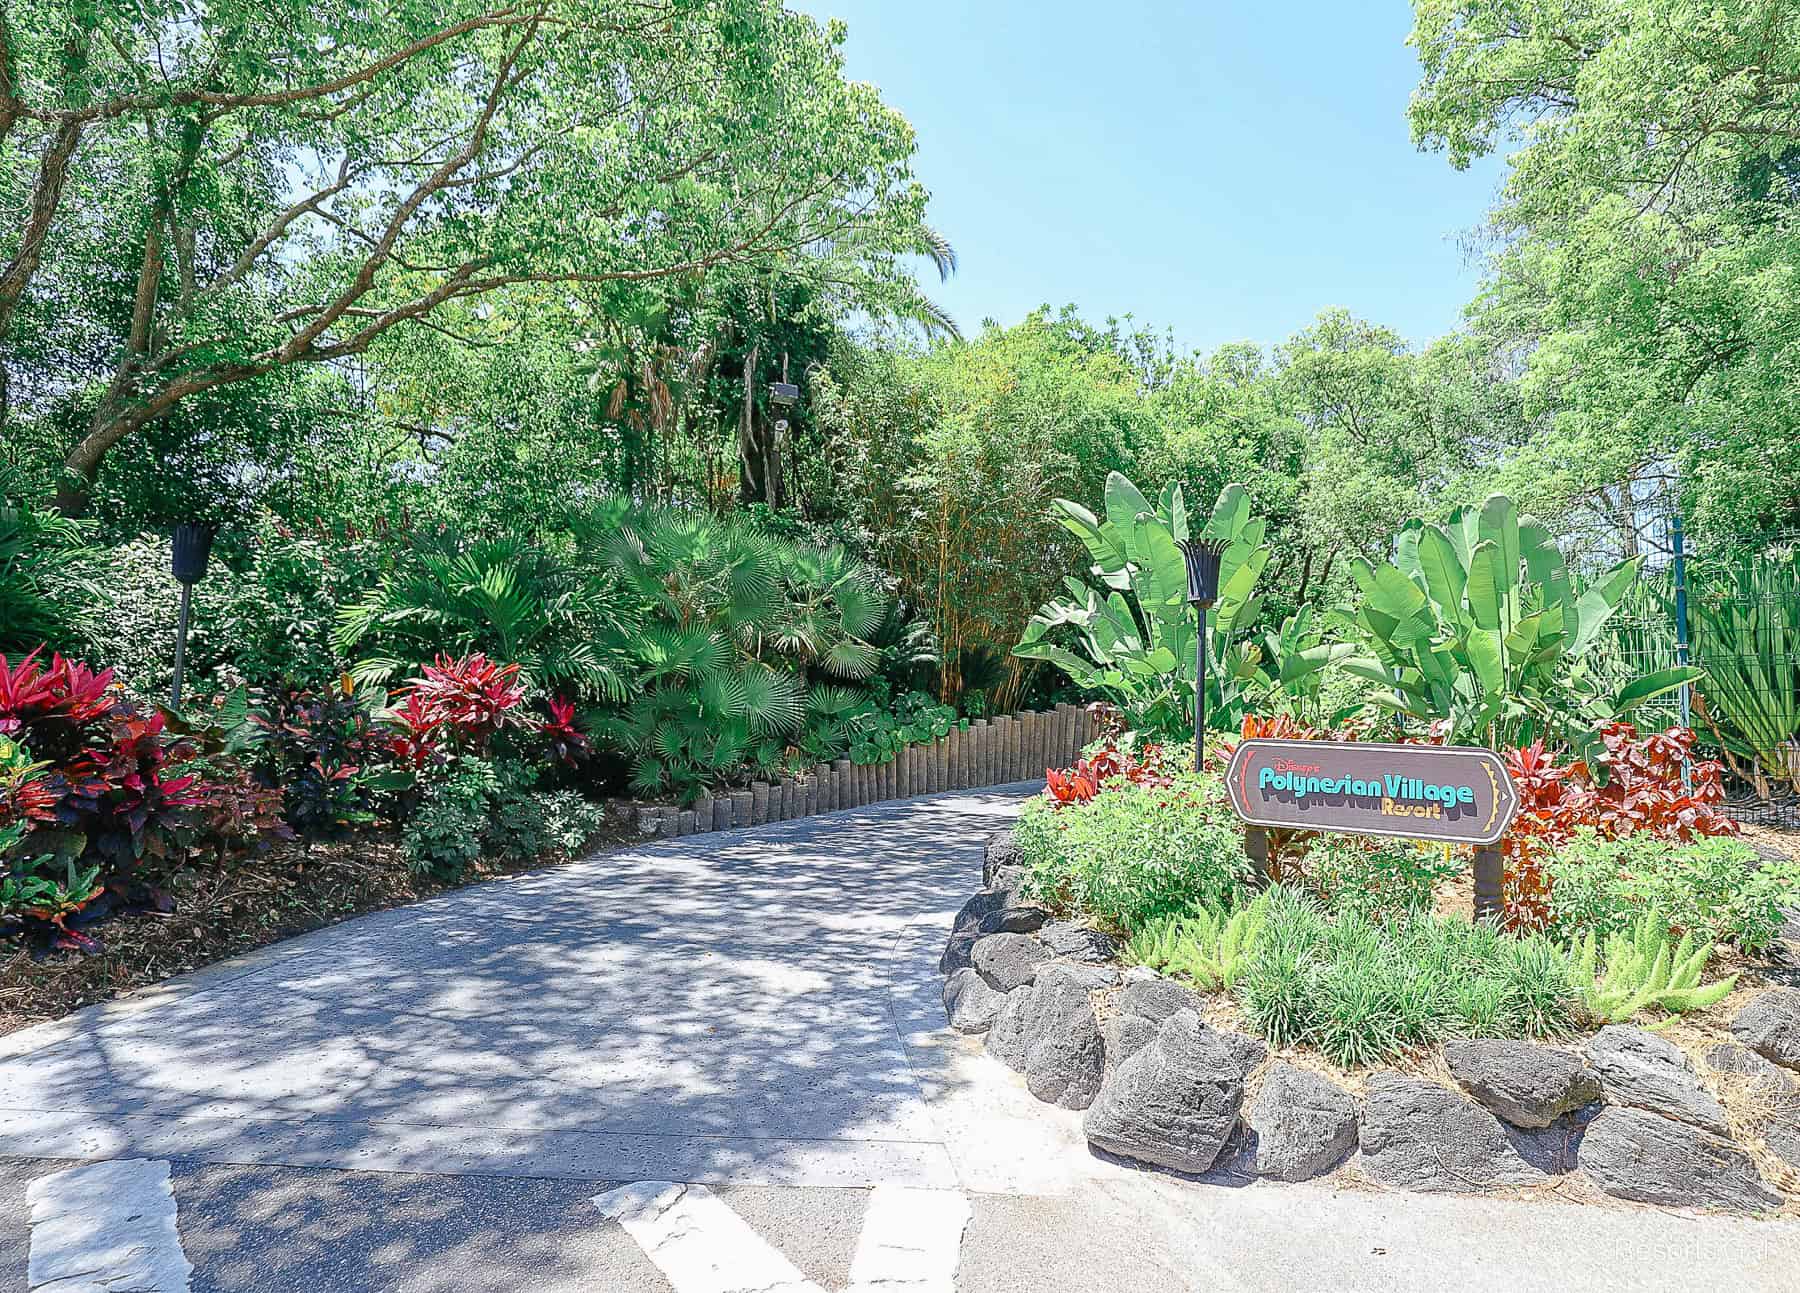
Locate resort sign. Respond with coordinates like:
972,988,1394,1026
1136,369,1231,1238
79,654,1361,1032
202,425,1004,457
1223,739,1520,846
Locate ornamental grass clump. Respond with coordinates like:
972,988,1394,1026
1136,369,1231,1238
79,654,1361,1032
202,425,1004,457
1012,768,1251,931
1234,887,1579,1068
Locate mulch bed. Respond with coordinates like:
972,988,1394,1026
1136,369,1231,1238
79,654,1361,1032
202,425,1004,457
0,820,640,1040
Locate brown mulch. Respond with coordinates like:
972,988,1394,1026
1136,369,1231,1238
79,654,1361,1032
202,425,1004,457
0,819,640,1040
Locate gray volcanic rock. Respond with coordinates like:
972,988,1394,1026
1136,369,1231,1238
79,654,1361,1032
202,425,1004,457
1099,978,1264,1079
1586,1025,1729,1134
1732,988,1800,1070
1244,1062,1358,1181
1443,1039,1603,1129
1579,1107,1783,1213
1083,1010,1247,1174
983,829,1023,887
972,932,1053,992
942,968,1008,1034
939,930,979,975
985,962,1107,1110
1358,1074,1546,1193
1037,921,1120,964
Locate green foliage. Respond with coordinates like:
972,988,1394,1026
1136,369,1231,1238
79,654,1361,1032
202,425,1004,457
1016,473,1350,736
485,788,607,866
1298,835,1461,921
1544,830,1800,953
1338,493,1698,746
581,500,894,800
402,758,501,882
1688,551,1800,798
335,532,631,699
1409,1,1800,549
0,469,93,654
1126,892,1271,989
1571,910,1738,1025
1236,888,1578,1067
4,2,942,508
1011,769,1252,930
812,311,1154,710
403,755,603,878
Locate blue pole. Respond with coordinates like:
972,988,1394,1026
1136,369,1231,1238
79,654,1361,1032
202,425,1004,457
1672,511,1693,793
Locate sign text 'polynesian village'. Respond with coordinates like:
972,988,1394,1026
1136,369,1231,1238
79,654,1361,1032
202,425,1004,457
1223,738,1520,847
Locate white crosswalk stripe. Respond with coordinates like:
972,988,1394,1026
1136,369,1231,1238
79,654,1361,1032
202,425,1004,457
595,1180,971,1293
594,1181,827,1293
26,1158,192,1293
845,1184,971,1293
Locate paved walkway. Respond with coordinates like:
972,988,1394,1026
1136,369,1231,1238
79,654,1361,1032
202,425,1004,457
0,785,1797,1291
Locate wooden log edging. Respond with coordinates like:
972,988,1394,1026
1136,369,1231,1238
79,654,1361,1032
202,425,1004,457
627,705,1110,837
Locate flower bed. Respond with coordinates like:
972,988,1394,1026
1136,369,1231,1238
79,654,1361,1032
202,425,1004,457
939,726,1800,1213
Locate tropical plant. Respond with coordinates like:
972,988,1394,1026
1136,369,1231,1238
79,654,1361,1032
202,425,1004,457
1501,723,1739,931
582,501,893,800
1016,474,1346,737
0,468,93,655
334,534,631,698
0,651,281,950
1337,494,1700,748
249,683,381,838
1688,550,1800,800
1012,766,1251,929
1571,911,1737,1025
1543,830,1800,953
1126,892,1271,988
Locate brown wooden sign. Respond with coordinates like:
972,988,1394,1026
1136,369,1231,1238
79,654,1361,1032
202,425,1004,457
1223,739,1520,846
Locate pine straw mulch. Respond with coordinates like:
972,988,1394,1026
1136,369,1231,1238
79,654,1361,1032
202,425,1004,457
0,819,641,1040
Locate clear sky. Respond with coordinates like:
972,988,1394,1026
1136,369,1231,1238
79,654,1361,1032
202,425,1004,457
795,1,1509,354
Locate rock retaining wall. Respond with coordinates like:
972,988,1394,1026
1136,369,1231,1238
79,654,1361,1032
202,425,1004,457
941,830,1800,1214
622,704,1097,839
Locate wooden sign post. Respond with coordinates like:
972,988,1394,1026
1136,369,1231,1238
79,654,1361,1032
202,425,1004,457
1223,739,1521,921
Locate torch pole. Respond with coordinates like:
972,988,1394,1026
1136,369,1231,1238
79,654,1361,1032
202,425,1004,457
1195,607,1208,770
171,582,193,711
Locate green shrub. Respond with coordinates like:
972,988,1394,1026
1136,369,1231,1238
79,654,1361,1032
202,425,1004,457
402,758,501,880
1126,892,1271,988
487,788,606,863
1571,909,1738,1024
1543,829,1800,951
1012,770,1252,930
403,756,606,879
1299,835,1460,920
1235,888,1578,1067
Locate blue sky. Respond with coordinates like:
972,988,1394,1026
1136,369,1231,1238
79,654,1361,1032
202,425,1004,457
796,1,1509,354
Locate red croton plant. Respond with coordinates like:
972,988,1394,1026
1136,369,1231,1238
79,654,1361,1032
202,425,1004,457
0,650,285,952
1043,706,1175,806
1501,722,1737,930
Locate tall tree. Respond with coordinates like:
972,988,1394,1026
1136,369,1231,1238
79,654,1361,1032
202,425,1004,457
1410,0,1800,547
0,2,943,513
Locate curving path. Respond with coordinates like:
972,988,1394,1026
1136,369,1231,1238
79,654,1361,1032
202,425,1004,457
0,786,1042,1190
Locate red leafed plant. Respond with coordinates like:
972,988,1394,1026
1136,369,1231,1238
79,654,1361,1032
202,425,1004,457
3,650,286,952
1501,722,1737,930
393,653,525,753
380,690,449,771
540,696,588,767
1044,737,1174,807
0,651,126,757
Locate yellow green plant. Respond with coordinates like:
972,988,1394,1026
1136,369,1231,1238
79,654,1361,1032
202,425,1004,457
1572,910,1737,1024
1126,892,1271,989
